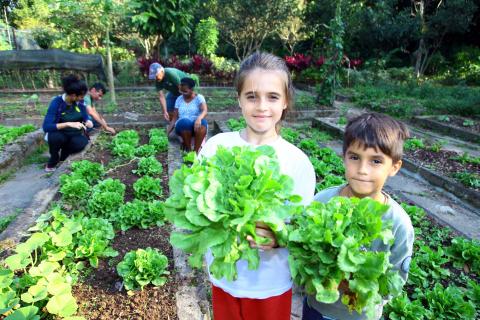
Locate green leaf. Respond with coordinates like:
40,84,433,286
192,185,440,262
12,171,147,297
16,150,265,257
46,293,78,317
5,306,40,320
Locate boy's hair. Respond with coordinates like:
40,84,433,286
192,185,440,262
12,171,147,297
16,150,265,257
343,112,410,163
90,82,107,94
62,74,88,96
234,51,294,122
180,77,196,89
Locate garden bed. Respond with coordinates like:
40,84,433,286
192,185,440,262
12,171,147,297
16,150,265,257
412,115,480,143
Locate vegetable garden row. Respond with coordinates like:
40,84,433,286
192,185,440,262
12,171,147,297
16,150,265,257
0,119,478,319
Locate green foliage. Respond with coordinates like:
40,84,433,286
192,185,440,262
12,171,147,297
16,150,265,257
287,197,403,319
337,116,347,125
446,237,480,274
87,179,125,218
133,176,163,201
0,213,18,233
165,146,301,281
111,130,139,159
133,156,163,176
195,17,219,57
407,245,450,288
117,247,169,291
462,119,475,127
452,172,480,189
316,2,344,106
450,152,480,165
420,284,476,320
59,160,105,206
280,127,300,144
112,200,164,231
148,128,168,152
427,140,444,153
437,115,450,122
0,125,36,150
135,144,157,157
128,0,197,43
384,292,432,320
404,138,425,151
226,118,246,131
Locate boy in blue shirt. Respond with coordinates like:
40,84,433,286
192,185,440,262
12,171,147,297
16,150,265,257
303,112,414,320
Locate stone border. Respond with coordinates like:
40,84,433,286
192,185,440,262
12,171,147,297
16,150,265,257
312,117,480,209
412,115,480,143
0,129,45,177
0,132,101,244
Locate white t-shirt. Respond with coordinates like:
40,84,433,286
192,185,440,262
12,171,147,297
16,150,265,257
199,131,316,299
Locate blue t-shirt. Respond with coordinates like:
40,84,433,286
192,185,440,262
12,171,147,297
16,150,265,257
174,94,206,121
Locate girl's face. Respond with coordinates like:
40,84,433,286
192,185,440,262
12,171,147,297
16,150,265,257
238,68,287,138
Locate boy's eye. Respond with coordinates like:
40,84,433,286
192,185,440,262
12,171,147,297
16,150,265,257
349,155,359,160
372,159,382,164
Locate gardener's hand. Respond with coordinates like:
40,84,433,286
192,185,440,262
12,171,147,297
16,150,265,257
246,222,278,250
163,111,170,121
105,126,116,134
68,122,86,130
194,119,202,131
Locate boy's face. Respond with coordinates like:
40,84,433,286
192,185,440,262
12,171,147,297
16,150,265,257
343,141,402,199
90,88,104,101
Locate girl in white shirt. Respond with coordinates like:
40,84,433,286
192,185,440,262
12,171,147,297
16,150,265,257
199,52,316,320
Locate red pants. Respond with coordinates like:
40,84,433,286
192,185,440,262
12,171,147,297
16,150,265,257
212,285,292,320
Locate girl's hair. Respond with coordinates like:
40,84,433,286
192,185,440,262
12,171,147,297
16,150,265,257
62,74,88,96
234,52,294,124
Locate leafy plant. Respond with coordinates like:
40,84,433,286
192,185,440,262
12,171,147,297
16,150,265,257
87,179,125,218
111,130,139,158
462,119,475,127
453,171,480,189
384,292,432,320
427,140,445,153
133,176,163,201
437,115,450,122
446,237,480,274
149,128,168,152
112,200,164,231
135,144,157,157
0,124,36,150
407,246,450,288
450,152,480,165
133,156,163,176
421,284,476,320
280,127,300,144
404,138,425,151
316,175,346,192
117,247,169,291
287,197,403,319
226,118,246,131
165,145,301,281
337,116,347,125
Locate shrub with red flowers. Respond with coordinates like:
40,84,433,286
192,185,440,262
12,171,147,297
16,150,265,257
285,53,313,72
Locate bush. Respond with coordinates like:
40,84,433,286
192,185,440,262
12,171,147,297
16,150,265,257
195,17,219,57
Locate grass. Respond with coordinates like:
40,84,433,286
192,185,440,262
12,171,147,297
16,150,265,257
0,210,20,233
23,143,49,166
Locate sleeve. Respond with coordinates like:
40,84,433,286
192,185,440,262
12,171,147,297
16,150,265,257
295,156,316,206
42,98,59,133
80,103,89,122
174,96,182,109
198,94,206,105
389,218,415,282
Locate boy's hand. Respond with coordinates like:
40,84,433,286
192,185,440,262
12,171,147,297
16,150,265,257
246,222,278,250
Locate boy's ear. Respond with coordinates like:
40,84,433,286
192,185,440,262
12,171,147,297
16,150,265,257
389,160,402,177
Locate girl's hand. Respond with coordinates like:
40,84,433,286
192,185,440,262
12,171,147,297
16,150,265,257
194,119,202,131
246,222,278,250
68,122,86,130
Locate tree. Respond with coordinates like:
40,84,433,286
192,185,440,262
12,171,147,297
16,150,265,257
277,0,309,55
411,0,477,77
128,0,198,58
195,17,218,57
213,0,298,60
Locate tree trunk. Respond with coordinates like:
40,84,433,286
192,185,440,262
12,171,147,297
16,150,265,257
414,38,428,78
106,26,116,104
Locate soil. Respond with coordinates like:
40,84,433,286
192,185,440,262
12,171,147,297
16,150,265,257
405,148,479,190
65,130,178,319
433,116,480,134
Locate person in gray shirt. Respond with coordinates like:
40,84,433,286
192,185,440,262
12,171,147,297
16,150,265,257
303,112,414,320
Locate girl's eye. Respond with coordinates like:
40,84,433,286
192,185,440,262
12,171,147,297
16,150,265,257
269,95,279,100
246,95,256,100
